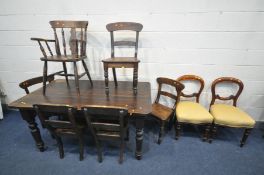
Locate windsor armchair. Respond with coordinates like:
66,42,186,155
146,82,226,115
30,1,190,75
31,20,93,96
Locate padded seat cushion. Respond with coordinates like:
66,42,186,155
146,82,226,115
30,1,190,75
176,101,213,124
210,104,255,128
151,103,173,121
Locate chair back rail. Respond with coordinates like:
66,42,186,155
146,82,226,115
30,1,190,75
177,74,205,103
33,104,79,134
210,77,244,107
106,22,143,58
83,106,128,139
155,77,185,110
19,74,55,94
49,20,88,57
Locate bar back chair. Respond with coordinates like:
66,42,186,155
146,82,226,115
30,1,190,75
175,75,213,141
34,104,85,160
83,106,129,164
209,77,255,147
150,77,184,144
31,20,93,96
102,22,143,95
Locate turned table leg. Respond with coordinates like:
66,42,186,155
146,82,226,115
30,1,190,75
104,63,109,95
20,109,45,152
135,117,144,160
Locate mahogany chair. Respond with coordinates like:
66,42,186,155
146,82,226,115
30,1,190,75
209,77,255,147
19,74,55,94
34,104,85,160
102,22,143,95
83,106,129,164
149,77,184,144
175,75,213,141
31,20,93,96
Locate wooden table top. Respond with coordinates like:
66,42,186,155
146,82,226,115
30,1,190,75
9,80,152,115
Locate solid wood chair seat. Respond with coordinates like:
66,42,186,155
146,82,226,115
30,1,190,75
40,55,86,62
151,103,173,121
102,57,140,63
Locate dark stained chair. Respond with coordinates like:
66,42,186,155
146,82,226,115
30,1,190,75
149,77,184,144
34,104,85,160
19,74,55,94
31,20,93,96
209,77,255,147
102,22,143,95
83,106,129,164
175,75,213,141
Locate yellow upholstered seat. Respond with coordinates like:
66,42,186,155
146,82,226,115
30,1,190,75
176,101,213,124
210,104,255,128
175,75,211,141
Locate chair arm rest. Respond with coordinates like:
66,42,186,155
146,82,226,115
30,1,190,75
31,37,55,42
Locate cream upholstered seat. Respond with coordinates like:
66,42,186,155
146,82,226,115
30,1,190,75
210,104,255,128
177,101,213,124
209,77,255,147
175,75,212,141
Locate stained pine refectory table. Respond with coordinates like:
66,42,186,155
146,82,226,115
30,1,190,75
8,79,152,160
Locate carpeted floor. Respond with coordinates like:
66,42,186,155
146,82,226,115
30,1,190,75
0,110,263,175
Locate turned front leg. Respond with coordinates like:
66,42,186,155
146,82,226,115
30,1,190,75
135,117,144,160
20,109,45,152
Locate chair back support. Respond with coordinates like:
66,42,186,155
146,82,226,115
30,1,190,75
19,74,55,94
177,75,205,103
83,106,128,139
155,77,185,110
34,104,78,131
106,22,143,58
210,77,244,107
50,20,88,57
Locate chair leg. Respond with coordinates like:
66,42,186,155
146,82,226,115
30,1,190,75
62,62,69,85
81,60,93,86
78,135,84,161
73,62,80,96
96,141,103,163
175,122,181,140
240,128,252,147
158,121,165,144
209,125,217,143
119,140,125,164
203,124,211,142
43,61,48,95
112,68,118,87
133,64,138,95
125,129,129,141
55,136,64,159
104,64,109,95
